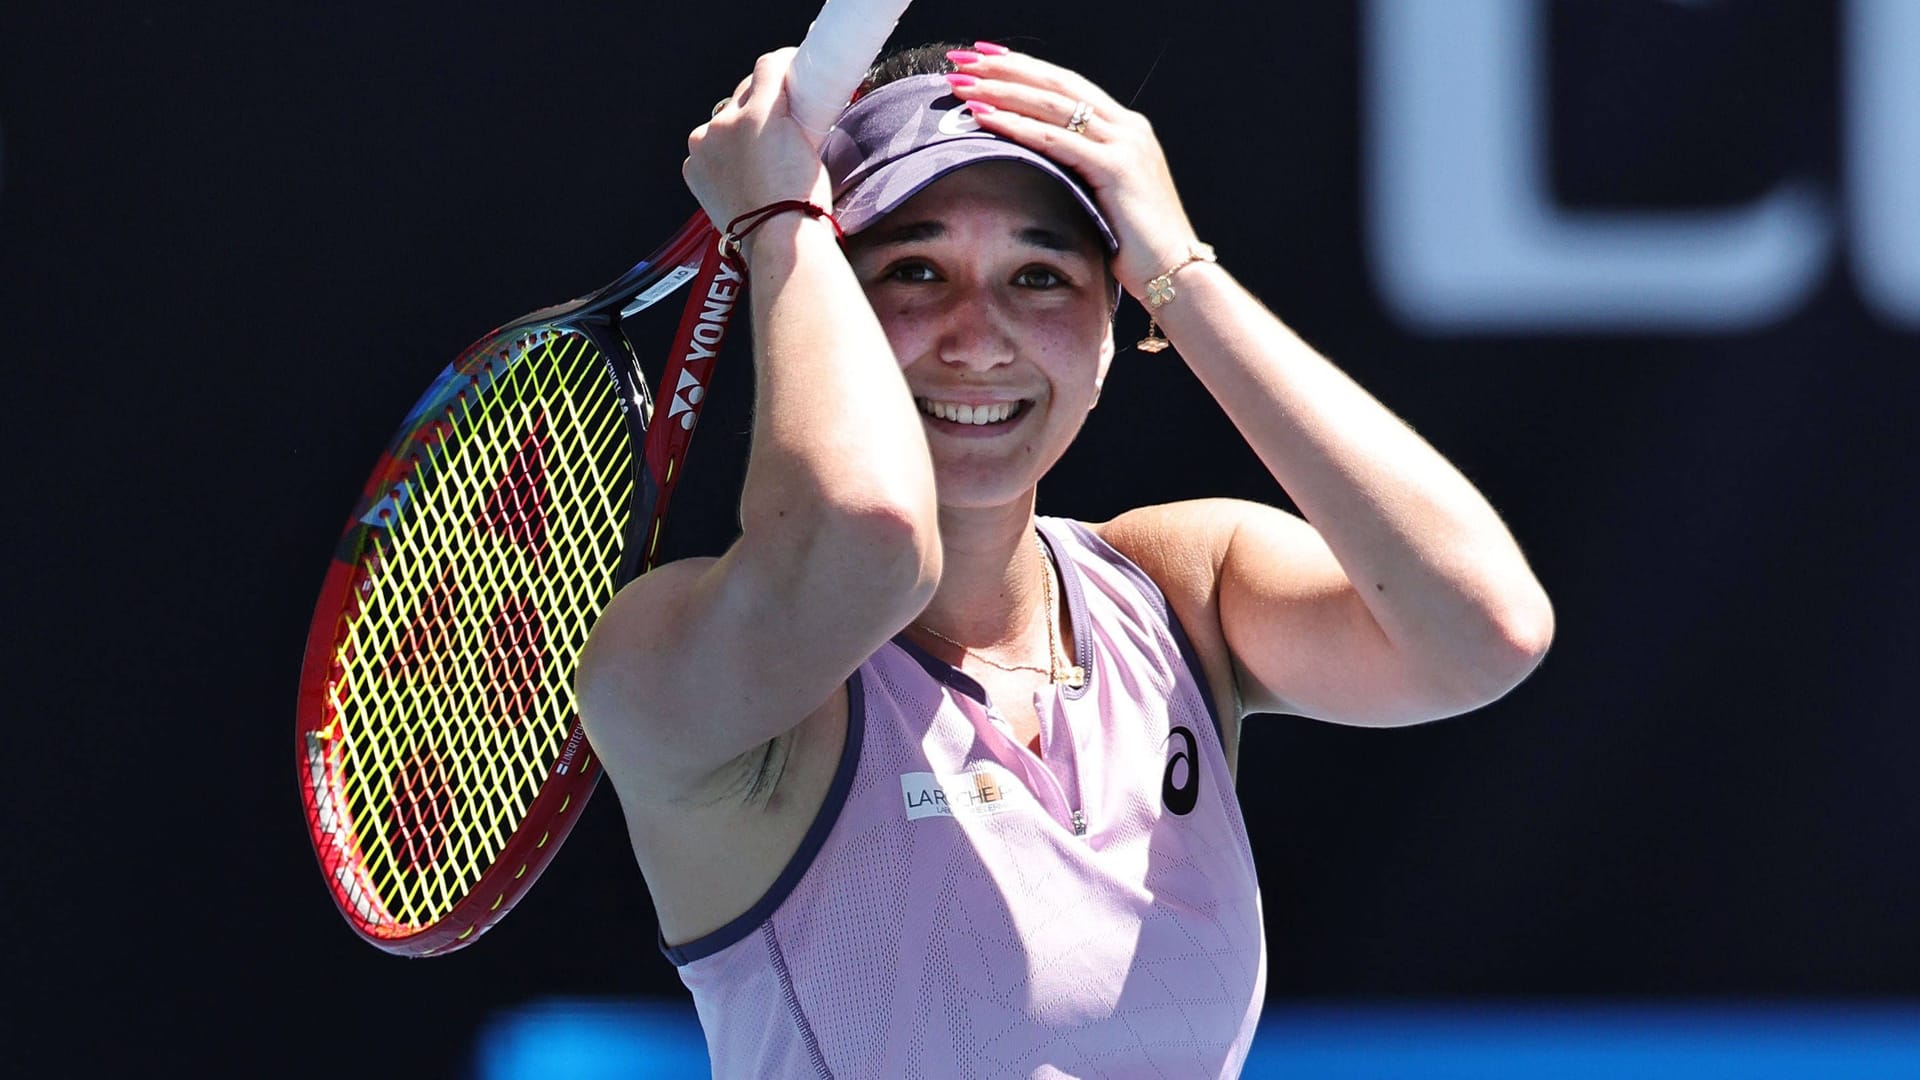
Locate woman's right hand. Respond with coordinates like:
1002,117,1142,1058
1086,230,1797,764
684,47,834,236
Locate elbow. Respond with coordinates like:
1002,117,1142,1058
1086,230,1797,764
1325,581,1555,728
1453,585,1556,707
834,461,943,603
745,484,942,617
1507,587,1557,667
741,439,941,598
832,496,944,610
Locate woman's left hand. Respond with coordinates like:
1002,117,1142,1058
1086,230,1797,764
942,44,1200,299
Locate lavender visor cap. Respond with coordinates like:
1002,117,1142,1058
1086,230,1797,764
822,73,1118,251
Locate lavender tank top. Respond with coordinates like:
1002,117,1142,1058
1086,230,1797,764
665,517,1266,1078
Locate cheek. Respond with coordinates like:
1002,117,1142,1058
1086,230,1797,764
1031,310,1110,380
874,306,937,363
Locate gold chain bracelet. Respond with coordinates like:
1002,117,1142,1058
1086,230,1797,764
1137,240,1217,353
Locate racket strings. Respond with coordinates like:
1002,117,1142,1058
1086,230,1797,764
483,596,546,727
320,328,635,932
354,364,581,917
477,421,551,560
386,747,453,873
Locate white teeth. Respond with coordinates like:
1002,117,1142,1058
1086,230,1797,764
917,399,1018,425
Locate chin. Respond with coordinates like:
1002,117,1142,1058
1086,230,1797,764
925,443,1055,507
931,471,1039,512
933,433,1088,511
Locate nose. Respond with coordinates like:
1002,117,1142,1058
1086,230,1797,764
935,285,1017,371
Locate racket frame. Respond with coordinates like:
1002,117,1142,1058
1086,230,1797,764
298,214,723,956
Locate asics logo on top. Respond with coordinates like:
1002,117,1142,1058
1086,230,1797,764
1162,726,1199,816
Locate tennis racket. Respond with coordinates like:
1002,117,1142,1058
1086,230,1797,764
296,0,914,957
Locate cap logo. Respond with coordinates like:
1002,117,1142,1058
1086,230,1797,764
938,103,982,136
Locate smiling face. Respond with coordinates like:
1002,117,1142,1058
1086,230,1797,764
845,161,1117,510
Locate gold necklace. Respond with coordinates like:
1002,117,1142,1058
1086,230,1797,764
912,533,1085,687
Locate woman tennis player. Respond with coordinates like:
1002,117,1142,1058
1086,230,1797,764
577,41,1553,1077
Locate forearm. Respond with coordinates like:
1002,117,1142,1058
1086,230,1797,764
736,216,941,577
1156,263,1553,681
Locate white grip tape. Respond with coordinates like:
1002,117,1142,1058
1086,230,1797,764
787,0,914,143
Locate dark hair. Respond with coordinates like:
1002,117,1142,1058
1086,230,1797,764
854,42,967,100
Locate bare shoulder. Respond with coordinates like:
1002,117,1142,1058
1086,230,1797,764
1093,501,1268,758
1096,498,1356,720
1096,497,1328,614
1094,499,1249,596
576,547,870,802
575,556,718,799
576,514,925,805
575,553,828,806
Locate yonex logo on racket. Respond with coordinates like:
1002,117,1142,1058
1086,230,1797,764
670,263,745,429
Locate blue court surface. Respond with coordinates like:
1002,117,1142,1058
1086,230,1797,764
475,998,1920,1078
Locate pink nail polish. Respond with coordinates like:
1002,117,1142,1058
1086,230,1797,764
946,49,983,64
965,101,996,116
973,41,1011,56
944,72,978,89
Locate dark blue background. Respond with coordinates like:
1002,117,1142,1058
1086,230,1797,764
5,2,1913,1075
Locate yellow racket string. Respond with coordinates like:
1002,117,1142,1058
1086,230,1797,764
324,329,634,931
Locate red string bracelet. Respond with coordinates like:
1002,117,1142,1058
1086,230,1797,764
719,200,843,263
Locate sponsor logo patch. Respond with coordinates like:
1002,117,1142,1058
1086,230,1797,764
901,767,1024,821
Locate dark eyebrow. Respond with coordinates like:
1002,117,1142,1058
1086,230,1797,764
861,220,946,248
1015,226,1082,254
858,219,1091,257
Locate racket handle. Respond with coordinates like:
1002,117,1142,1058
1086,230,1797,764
788,0,914,145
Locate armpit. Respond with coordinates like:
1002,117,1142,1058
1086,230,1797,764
686,732,793,809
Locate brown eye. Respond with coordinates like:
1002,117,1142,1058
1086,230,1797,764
1014,266,1067,289
885,261,939,284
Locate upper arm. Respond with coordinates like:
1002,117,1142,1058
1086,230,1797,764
575,514,934,803
1101,498,1475,727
